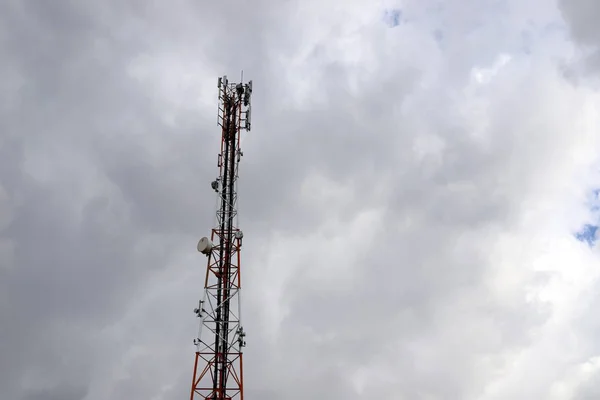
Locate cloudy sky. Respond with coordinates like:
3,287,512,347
2,0,600,399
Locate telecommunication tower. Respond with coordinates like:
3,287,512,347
190,75,252,400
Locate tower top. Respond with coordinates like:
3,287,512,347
217,75,252,132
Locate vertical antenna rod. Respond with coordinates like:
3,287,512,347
190,75,252,400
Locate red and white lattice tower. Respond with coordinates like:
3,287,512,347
190,75,252,400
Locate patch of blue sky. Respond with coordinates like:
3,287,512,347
576,224,598,247
575,188,600,247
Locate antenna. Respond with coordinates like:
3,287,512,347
189,75,253,400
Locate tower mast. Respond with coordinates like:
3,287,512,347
191,75,252,400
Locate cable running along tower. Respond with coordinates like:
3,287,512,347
190,75,252,400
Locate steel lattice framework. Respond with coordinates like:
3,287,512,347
190,75,252,400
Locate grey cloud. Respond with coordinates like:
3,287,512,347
237,32,587,400
1,1,598,400
0,2,196,398
576,376,600,400
22,385,88,400
560,0,600,47
560,0,600,72
0,0,298,397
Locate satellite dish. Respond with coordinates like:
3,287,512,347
197,237,214,255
